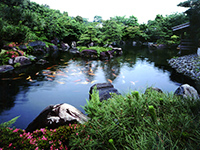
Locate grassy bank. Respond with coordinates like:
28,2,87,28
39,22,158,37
77,46,112,56
1,89,200,149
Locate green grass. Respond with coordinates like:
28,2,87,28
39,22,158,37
1,89,200,149
69,88,200,149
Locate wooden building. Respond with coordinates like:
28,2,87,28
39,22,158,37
172,22,198,51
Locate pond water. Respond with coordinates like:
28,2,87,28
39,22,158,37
1,45,200,129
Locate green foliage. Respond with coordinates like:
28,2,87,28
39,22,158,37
101,20,123,45
77,46,112,57
178,0,200,39
0,123,78,149
84,86,101,118
148,105,157,123
69,90,200,149
146,13,189,44
111,15,139,27
0,49,19,65
0,116,20,128
78,26,101,46
93,15,102,23
14,62,21,68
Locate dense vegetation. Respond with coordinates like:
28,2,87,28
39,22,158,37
1,0,200,149
1,89,200,149
0,0,193,50
178,0,200,41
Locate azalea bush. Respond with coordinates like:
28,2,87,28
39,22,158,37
0,49,26,65
69,88,200,149
0,123,78,149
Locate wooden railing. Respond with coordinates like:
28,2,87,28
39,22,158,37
172,22,190,32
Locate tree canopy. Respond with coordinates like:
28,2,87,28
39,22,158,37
178,0,200,40
0,0,192,48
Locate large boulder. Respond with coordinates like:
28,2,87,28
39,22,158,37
18,45,27,51
69,48,80,55
28,41,46,54
28,41,46,47
61,42,70,51
49,45,58,51
0,65,14,73
89,83,121,101
80,49,98,58
145,87,163,94
197,48,200,57
8,56,31,66
26,103,89,132
174,84,199,100
113,47,123,55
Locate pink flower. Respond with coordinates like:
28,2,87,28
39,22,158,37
58,140,62,145
50,145,54,150
40,128,45,132
35,147,39,150
76,133,78,136
13,129,19,132
42,136,47,141
8,143,12,147
0,148,3,150
20,134,23,137
27,135,32,139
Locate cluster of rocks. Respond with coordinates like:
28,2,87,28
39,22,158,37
25,83,199,132
168,54,200,81
148,43,177,50
68,42,123,60
0,40,123,73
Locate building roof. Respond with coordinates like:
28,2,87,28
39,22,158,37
172,22,190,32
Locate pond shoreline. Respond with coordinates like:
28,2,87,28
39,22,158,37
168,54,200,81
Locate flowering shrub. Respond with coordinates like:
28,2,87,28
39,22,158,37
6,50,19,58
0,124,78,149
7,42,19,47
0,49,26,65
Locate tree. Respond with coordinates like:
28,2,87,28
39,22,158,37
146,13,189,44
123,26,148,42
75,16,84,23
93,16,102,23
78,26,100,46
178,0,200,40
101,20,123,45
0,0,30,46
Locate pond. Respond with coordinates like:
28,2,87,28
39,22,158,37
1,44,200,129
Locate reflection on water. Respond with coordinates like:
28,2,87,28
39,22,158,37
0,45,199,129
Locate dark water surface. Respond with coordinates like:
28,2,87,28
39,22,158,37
1,45,200,129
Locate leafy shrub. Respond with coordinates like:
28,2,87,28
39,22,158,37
0,49,27,65
0,116,77,149
77,46,112,57
69,89,200,149
14,62,21,68
0,50,16,65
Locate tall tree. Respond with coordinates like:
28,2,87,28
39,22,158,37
78,26,100,46
93,16,103,23
101,20,123,45
178,0,200,40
